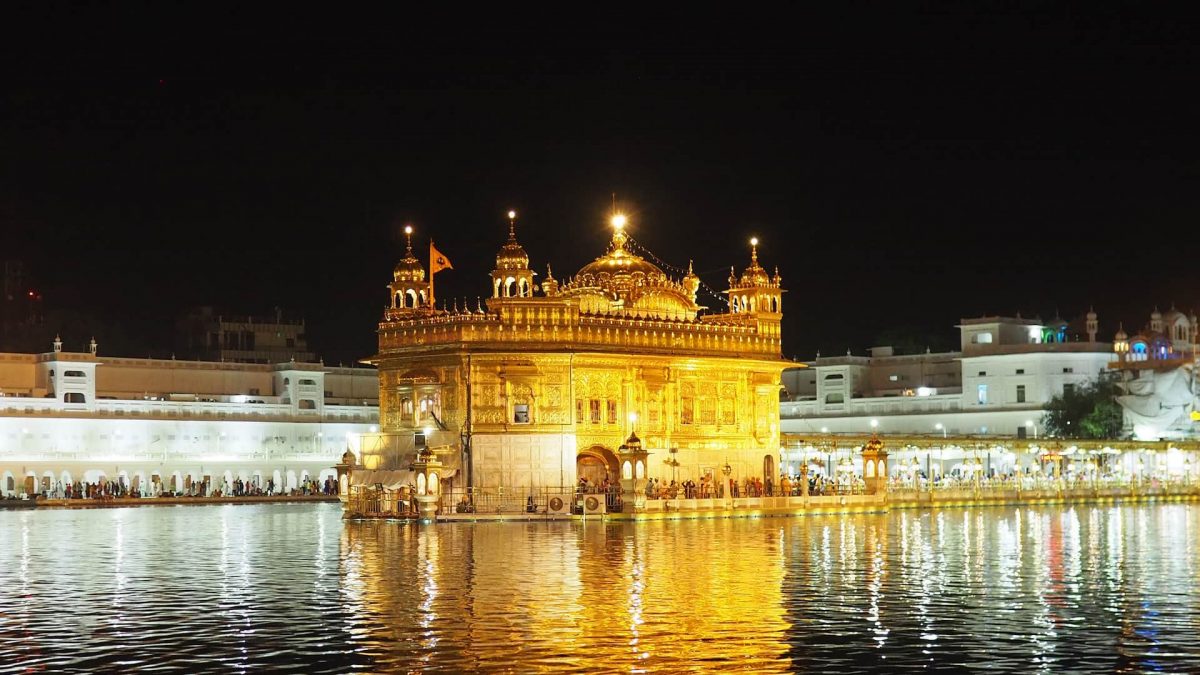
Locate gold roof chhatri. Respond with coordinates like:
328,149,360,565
393,225,426,283
558,213,701,321
735,237,774,289
495,210,531,272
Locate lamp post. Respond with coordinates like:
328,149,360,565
1025,420,1037,439
934,423,946,438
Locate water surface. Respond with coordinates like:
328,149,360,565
1,503,1198,672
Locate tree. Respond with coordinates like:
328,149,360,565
1041,372,1125,440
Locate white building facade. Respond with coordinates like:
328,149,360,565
781,315,1113,438
0,339,378,497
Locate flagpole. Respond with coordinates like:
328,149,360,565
428,239,436,307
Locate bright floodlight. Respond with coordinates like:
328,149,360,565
1025,420,1034,427
870,419,879,428
404,225,413,234
935,423,944,429
750,236,759,246
629,412,638,424
507,210,516,219
611,213,627,229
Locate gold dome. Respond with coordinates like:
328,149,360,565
495,220,530,271
393,251,426,283
393,227,426,283
737,239,771,287
560,217,699,321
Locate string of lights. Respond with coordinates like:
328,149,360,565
624,235,730,307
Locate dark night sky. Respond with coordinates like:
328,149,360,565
3,5,1199,364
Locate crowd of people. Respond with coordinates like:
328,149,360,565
13,475,341,501
637,473,867,499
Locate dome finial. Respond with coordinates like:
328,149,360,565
507,210,517,240
404,224,414,255
750,236,759,264
609,213,629,251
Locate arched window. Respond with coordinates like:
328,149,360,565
622,461,633,480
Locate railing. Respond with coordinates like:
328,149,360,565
888,475,1199,502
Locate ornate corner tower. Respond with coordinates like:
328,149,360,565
388,226,429,314
491,212,536,298
709,237,785,340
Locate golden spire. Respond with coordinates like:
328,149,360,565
750,236,759,265
507,210,517,240
404,224,414,255
610,213,629,251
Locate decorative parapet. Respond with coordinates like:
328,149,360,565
377,305,782,359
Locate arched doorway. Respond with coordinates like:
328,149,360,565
576,446,619,487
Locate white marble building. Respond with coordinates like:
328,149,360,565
781,314,1113,438
0,338,378,497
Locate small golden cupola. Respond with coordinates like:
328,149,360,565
491,210,536,298
726,236,783,315
390,225,429,311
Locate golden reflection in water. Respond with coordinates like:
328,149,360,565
334,507,1200,672
340,519,793,672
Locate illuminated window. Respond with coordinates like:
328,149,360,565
977,384,988,405
972,332,993,344
402,398,414,415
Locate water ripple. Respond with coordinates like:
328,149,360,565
2,503,1200,672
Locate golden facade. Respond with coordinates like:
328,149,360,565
364,212,791,492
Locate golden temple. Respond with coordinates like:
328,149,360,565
356,210,791,501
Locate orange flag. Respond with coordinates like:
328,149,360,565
430,241,453,275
